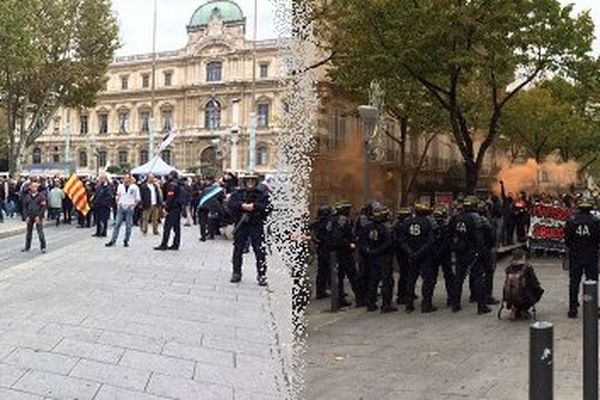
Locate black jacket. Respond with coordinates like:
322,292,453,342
227,185,270,225
140,183,163,210
94,183,114,209
163,181,183,212
565,211,600,258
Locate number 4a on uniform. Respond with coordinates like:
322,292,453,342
576,225,590,236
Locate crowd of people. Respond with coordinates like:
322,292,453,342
3,171,600,318
0,171,272,285
307,182,599,320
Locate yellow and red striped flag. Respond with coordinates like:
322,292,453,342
64,174,90,216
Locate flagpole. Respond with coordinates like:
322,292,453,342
149,0,158,160
247,0,258,173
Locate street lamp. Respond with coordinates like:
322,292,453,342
358,105,379,204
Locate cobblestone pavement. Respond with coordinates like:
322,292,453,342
0,222,91,271
0,218,27,239
306,256,588,400
0,226,286,399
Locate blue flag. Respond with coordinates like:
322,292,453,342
198,186,223,208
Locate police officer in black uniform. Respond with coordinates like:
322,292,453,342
228,174,270,286
364,203,397,313
432,207,455,307
354,202,375,305
477,202,500,305
327,201,364,307
393,207,415,305
310,205,333,299
398,203,437,313
564,198,600,318
154,170,183,251
450,196,491,315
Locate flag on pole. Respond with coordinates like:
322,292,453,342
159,129,176,151
64,174,90,216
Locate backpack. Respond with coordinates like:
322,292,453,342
498,262,543,320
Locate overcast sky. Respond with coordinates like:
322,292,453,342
112,0,277,56
112,0,600,56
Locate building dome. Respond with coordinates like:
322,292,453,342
189,0,244,28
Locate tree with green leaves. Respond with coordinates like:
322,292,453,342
0,0,119,176
498,86,576,163
310,0,595,193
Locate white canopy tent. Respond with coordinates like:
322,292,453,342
130,156,179,177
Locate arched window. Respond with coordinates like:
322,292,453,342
98,109,109,134
161,106,173,132
78,150,88,168
205,100,221,129
32,148,42,164
140,149,149,165
256,144,269,166
118,149,129,166
97,149,107,167
200,146,217,166
118,108,129,134
257,103,270,128
139,109,150,133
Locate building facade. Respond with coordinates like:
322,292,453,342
27,0,284,174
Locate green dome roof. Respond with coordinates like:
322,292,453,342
189,0,244,28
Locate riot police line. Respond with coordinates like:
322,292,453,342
309,195,600,320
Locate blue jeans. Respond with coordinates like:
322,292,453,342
110,207,134,244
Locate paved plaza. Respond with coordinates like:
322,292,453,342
0,223,286,399
306,256,589,400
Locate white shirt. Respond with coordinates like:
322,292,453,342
117,183,140,210
149,184,157,206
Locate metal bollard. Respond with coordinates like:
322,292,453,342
583,280,598,400
329,251,339,312
530,321,553,400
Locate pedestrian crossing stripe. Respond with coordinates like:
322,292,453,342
64,174,90,217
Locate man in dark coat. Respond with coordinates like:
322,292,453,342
22,181,47,253
228,174,270,286
92,174,114,238
154,170,183,250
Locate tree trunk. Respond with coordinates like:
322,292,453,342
399,116,408,207
464,160,479,195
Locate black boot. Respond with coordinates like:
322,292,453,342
478,305,492,315
405,302,415,313
568,306,578,319
230,273,242,283
421,302,438,314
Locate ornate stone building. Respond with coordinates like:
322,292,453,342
27,0,284,174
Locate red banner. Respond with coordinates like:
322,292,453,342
528,203,571,252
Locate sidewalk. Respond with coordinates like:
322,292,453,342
0,229,286,399
0,218,27,239
306,258,584,399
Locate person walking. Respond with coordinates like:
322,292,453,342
22,182,47,253
154,170,183,250
105,174,140,247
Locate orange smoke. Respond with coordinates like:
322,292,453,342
493,157,578,195
310,134,399,214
